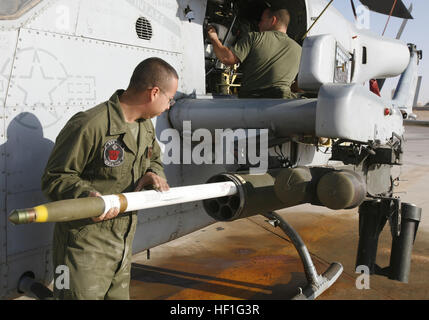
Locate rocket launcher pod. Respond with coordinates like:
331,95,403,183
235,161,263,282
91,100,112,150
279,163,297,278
203,171,285,221
203,167,367,222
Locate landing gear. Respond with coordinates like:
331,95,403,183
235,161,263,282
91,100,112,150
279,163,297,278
356,199,422,283
263,211,343,300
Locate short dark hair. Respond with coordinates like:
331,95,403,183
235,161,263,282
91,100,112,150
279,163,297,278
128,57,179,92
266,8,290,28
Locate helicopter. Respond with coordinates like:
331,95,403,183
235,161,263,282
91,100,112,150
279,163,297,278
0,0,423,300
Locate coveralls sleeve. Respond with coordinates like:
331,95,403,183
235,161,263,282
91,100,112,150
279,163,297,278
147,137,166,180
229,32,257,63
41,115,98,201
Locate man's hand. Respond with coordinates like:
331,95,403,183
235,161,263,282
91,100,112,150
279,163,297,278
135,172,169,192
207,25,219,43
206,25,239,66
89,191,120,222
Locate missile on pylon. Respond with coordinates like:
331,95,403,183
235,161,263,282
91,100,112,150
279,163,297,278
8,182,238,225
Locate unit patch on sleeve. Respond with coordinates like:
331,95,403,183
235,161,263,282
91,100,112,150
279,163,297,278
104,139,125,167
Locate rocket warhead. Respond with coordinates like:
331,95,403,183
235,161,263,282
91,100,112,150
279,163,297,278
8,197,106,225
8,209,37,225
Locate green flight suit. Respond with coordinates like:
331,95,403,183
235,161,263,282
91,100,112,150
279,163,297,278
41,90,165,300
230,30,302,99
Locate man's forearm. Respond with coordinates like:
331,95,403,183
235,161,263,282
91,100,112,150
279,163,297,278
210,37,238,66
148,141,166,180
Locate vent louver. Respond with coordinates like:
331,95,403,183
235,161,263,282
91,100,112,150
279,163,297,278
136,17,153,40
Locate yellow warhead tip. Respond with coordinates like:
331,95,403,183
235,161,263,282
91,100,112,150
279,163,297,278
34,205,48,223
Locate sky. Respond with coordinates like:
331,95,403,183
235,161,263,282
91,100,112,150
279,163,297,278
331,0,429,105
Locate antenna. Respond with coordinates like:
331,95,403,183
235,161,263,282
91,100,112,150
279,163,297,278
382,0,398,36
350,0,357,20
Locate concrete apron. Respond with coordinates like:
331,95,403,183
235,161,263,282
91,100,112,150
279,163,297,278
130,204,428,300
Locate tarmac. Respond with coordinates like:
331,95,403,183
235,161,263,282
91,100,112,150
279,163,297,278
130,110,429,300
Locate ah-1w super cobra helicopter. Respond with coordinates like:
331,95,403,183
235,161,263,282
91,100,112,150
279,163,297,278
0,0,423,300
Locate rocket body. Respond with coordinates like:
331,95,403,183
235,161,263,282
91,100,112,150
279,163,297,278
8,182,237,224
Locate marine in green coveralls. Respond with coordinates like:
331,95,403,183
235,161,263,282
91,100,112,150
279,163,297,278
207,7,301,98
41,58,178,299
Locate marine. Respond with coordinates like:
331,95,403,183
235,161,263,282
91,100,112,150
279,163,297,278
41,57,178,299
207,5,302,98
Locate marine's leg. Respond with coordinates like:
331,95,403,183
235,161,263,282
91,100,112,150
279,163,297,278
53,222,120,300
105,215,138,300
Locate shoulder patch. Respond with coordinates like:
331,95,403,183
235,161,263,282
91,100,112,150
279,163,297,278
104,139,125,167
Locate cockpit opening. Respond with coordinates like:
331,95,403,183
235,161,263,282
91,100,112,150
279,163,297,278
203,0,308,96
0,0,41,20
